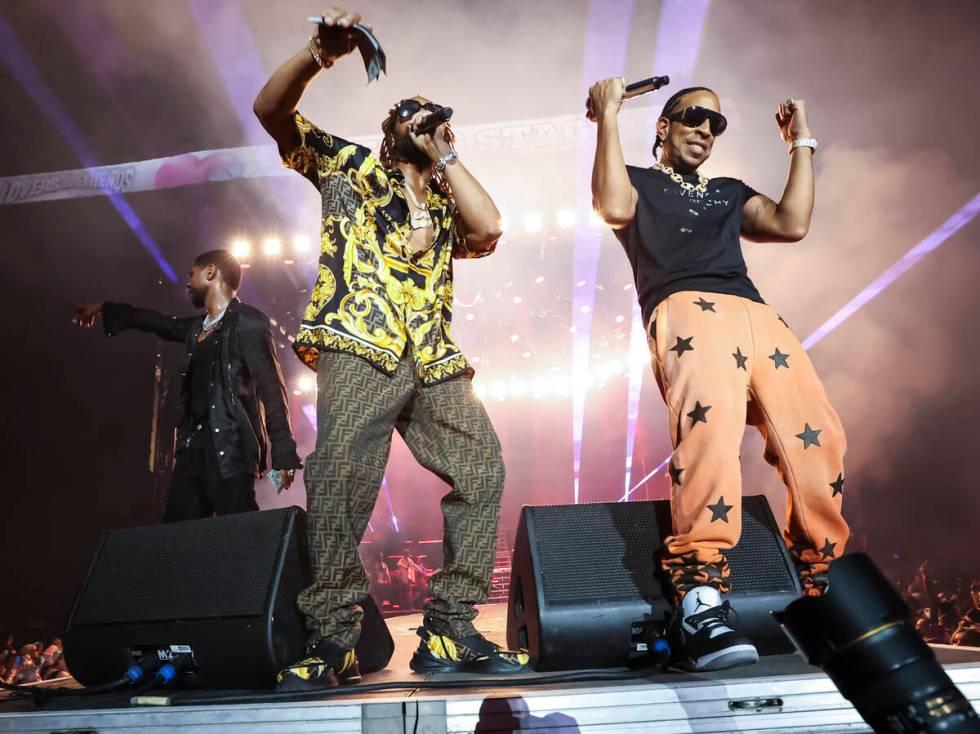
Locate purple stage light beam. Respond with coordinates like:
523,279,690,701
802,192,980,351
623,0,711,500
572,0,635,504
625,192,980,499
186,0,270,145
0,12,176,283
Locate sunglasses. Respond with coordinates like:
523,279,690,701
395,99,442,120
666,106,728,136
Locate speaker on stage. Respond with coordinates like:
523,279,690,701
506,495,800,670
64,507,394,689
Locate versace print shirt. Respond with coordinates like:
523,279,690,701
282,112,491,384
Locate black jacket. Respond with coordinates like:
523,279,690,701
102,299,302,479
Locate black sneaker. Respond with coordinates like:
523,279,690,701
409,617,530,674
669,585,759,672
276,638,361,691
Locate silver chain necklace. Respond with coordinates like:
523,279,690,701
651,161,709,194
202,303,229,331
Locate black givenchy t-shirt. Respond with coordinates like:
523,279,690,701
613,165,765,326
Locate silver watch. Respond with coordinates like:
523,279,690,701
435,150,458,176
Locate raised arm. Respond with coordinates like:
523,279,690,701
252,8,365,153
588,77,638,229
741,99,815,243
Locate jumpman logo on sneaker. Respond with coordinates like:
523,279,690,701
692,592,711,612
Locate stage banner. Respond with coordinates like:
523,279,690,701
0,108,670,206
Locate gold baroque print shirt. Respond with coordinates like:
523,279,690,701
282,112,493,384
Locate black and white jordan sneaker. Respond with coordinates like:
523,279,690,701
669,585,759,672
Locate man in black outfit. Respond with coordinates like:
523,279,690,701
72,249,303,521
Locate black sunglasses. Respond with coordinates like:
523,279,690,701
667,106,728,136
395,99,442,120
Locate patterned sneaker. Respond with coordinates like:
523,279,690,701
410,618,530,674
669,586,759,672
276,638,360,691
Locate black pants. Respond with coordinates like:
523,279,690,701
163,420,257,522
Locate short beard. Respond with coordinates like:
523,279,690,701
188,286,207,309
394,132,431,169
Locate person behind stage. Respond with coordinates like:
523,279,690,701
72,249,302,521
253,6,529,689
588,79,848,672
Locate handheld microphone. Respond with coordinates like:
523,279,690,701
413,106,453,135
623,75,670,100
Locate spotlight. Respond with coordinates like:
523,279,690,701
231,238,251,258
293,234,311,252
490,381,507,401
524,212,544,233
510,334,520,342
557,208,577,229
579,305,591,314
513,296,523,304
509,379,527,397
297,376,314,392
473,382,487,399
773,554,978,733
263,237,282,256
465,313,475,321
535,275,545,284
588,209,603,227
531,377,549,397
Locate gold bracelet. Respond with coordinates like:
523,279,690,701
307,36,333,69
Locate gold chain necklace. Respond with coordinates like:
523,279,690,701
403,183,433,231
651,161,709,194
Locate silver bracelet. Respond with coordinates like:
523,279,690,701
434,150,458,176
790,137,817,153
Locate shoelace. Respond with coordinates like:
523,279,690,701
686,600,740,631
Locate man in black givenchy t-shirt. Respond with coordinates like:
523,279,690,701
589,81,848,672
73,249,303,522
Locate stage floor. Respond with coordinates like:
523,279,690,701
2,604,979,733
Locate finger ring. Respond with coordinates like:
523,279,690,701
786,98,794,106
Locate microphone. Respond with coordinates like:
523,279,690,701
623,75,670,100
413,106,453,135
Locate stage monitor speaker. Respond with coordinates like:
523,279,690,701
64,507,393,689
506,494,800,670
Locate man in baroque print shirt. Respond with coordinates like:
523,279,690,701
253,7,528,689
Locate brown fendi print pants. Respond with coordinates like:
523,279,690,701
649,291,849,598
298,349,506,649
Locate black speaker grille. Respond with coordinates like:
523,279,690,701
71,509,290,625
531,496,795,606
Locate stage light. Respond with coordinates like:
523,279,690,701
297,376,314,392
283,259,295,265
510,334,520,342
524,212,543,233
509,379,527,397
615,314,625,324
557,208,577,229
579,305,591,314
263,237,281,255
531,377,549,397
293,234,311,252
231,238,251,258
465,313,475,321
535,275,545,284
607,360,622,375
513,296,523,304
522,351,531,359
490,381,507,401
499,216,510,232
553,375,571,395
473,381,487,399
588,209,604,227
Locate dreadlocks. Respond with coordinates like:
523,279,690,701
652,86,716,161
379,104,456,194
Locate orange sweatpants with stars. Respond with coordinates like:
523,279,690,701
648,291,849,598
